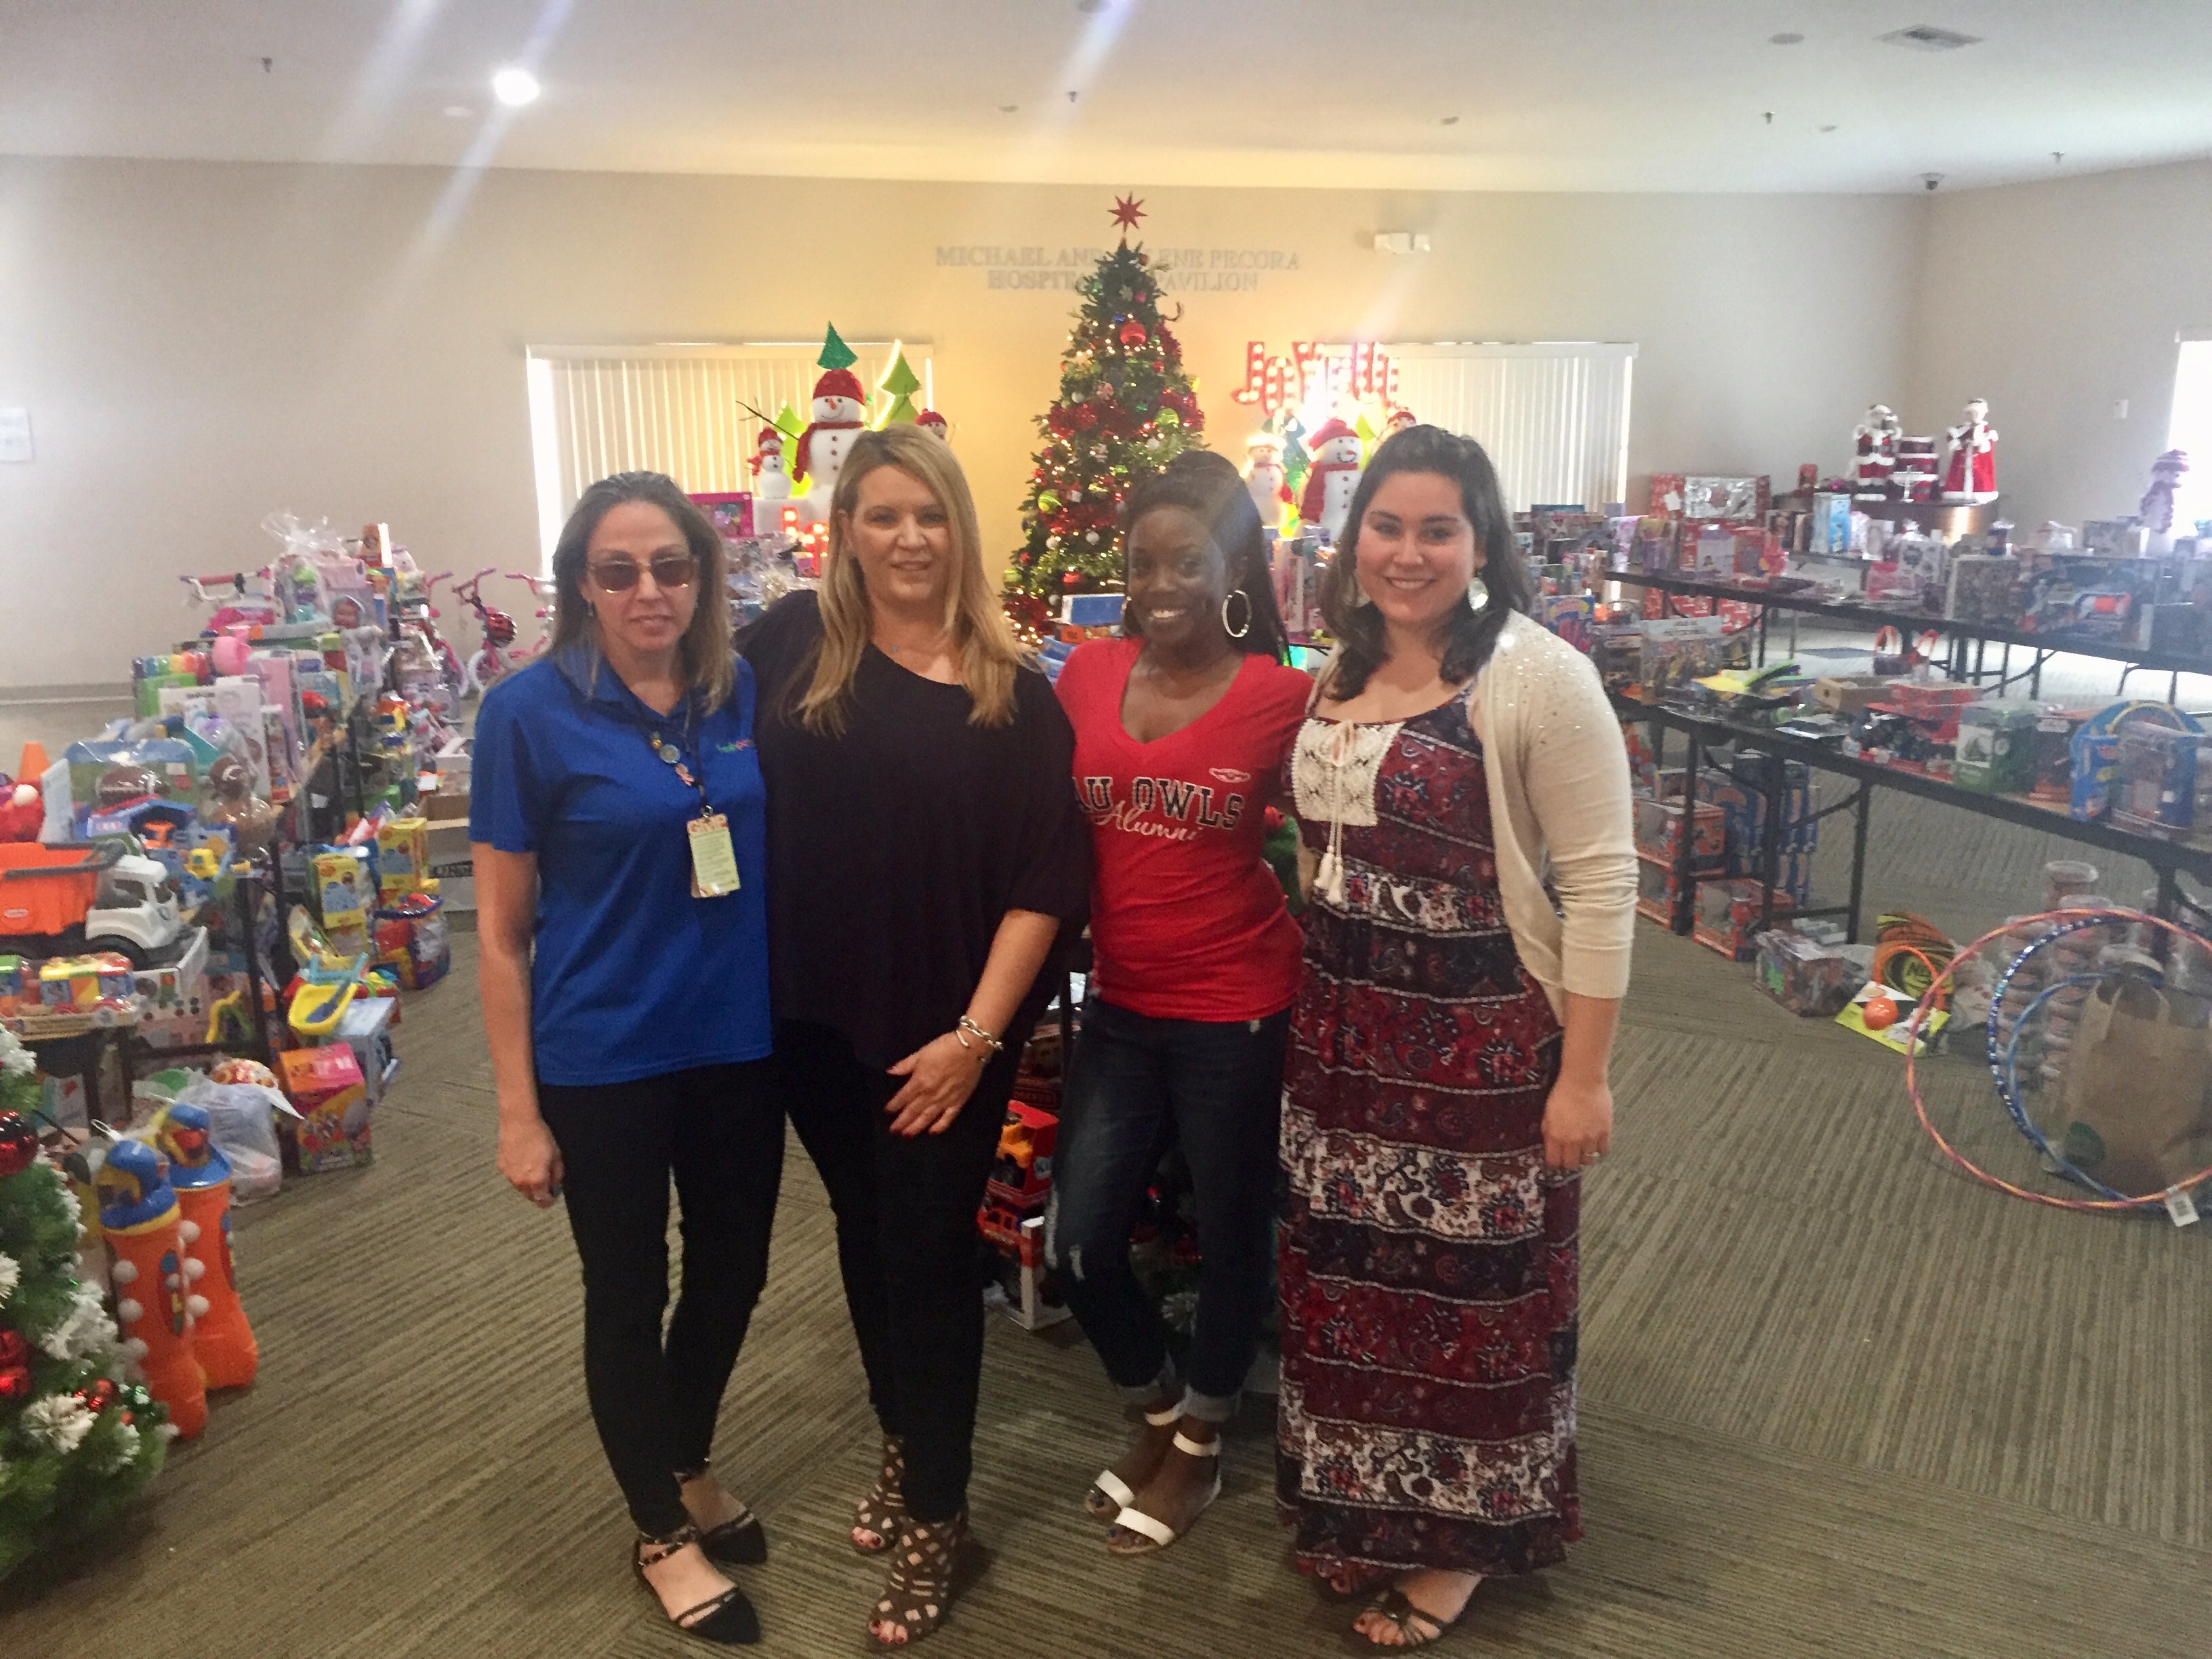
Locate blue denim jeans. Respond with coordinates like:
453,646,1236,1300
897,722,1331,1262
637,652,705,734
1046,998,1290,1423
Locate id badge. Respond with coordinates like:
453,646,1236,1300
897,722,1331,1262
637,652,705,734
687,813,741,898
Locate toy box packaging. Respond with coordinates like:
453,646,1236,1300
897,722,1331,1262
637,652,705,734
1755,930,1857,1017
2068,701,2203,821
1945,554,2020,623
1952,701,2039,795
1807,492,1853,556
1680,476,1769,520
375,818,430,897
277,1044,372,1172
314,848,375,936
0,954,26,1019
211,678,274,798
331,996,400,1113
1694,879,1793,961
985,1099,1059,1210
1633,798,1727,870
688,491,755,542
2112,723,2208,839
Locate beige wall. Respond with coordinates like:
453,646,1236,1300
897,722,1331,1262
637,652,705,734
1912,158,2212,533
0,155,1926,689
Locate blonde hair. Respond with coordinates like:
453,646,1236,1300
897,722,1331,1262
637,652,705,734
548,471,735,708
797,426,1025,735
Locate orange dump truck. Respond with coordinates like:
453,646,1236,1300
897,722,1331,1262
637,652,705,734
0,842,184,967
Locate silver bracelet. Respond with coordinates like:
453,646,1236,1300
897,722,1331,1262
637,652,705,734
955,1016,1005,1059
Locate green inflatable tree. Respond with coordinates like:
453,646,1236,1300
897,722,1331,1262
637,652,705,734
876,352,923,427
1008,219,1207,596
0,1029,169,1578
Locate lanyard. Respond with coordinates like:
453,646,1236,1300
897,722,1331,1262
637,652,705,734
644,708,716,821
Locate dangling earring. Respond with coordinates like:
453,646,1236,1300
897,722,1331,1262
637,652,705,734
1222,590,1252,640
1467,575,1489,612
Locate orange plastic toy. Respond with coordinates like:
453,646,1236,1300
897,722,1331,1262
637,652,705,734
155,1103,258,1389
95,1139,207,1439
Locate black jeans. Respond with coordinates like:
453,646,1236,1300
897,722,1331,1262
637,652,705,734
1046,1000,1290,1422
537,1061,785,1537
776,1019,1018,1523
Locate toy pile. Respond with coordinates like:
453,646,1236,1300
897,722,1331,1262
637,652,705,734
977,1018,1070,1330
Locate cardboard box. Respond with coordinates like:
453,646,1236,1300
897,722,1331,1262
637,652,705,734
421,785,470,822
424,823,474,910
278,1044,372,1172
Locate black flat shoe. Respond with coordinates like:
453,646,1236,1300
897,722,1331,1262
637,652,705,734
634,1525,762,1647
698,1509,767,1568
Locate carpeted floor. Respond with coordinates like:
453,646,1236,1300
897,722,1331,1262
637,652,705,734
5,697,2212,1657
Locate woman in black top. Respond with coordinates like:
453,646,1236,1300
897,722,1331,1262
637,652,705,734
743,426,1088,1648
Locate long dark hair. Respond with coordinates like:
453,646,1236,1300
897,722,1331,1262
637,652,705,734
548,470,733,706
1118,450,1291,661
1318,425,1530,699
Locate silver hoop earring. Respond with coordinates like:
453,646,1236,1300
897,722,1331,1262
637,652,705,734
1222,589,1252,640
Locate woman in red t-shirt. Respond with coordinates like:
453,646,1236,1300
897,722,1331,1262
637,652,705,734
1048,451,1311,1556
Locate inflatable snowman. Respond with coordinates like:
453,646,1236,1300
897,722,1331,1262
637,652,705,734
751,430,791,503
794,368,868,512
1298,418,1364,546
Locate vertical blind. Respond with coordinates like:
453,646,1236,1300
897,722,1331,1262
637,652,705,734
525,343,935,560
1385,343,1635,512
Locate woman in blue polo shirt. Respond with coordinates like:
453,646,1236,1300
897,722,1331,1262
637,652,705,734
473,471,775,1648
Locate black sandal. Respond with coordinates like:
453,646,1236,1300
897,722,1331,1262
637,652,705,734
676,1462,767,1566
852,1435,906,1555
868,1512,984,1647
632,1523,760,1647
1349,1586,1469,1650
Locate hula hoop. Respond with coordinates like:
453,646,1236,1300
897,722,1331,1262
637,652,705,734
1900,905,2212,1212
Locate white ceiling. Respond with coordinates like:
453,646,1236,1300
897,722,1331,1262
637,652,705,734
3,0,2209,194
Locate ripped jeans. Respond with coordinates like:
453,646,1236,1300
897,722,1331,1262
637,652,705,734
1045,999,1290,1424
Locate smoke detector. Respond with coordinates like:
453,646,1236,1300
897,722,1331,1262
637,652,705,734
1881,24,1983,52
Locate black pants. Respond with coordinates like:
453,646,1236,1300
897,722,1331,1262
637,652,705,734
537,1061,785,1537
1046,1000,1289,1420
776,1019,1019,1523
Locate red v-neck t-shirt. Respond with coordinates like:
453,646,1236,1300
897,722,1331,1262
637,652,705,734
1056,636,1311,1022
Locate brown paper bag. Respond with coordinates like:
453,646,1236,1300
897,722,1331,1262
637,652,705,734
2059,979,2212,1195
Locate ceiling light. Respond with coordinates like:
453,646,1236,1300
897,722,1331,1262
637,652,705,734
1770,32,1803,45
1881,24,1982,52
491,66,540,107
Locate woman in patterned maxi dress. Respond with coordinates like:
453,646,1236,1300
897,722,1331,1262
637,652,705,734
1275,426,1634,1649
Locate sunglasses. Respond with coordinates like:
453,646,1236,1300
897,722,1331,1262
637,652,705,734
589,552,697,592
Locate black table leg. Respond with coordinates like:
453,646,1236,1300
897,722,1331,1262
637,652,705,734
2156,865,2180,922
1758,752,1784,935
1847,785,1872,944
1673,735,1701,936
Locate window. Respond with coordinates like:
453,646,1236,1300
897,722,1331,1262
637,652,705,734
524,342,935,562
1385,342,1636,512
2168,337,2212,533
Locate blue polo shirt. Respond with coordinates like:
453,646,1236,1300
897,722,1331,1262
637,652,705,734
470,646,771,1086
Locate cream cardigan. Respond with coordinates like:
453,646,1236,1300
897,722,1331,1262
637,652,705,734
1307,611,1637,1017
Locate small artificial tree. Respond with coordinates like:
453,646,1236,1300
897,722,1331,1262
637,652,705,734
1008,213,1208,596
0,1028,169,1579
875,352,923,427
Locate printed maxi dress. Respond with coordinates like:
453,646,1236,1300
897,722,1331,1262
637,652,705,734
1276,686,1580,1579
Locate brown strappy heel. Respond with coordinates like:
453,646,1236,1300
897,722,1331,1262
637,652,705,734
852,1435,906,1554
867,1512,984,1647
632,1523,760,1646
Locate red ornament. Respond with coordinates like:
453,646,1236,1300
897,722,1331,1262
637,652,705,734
74,1377,118,1414
0,1365,28,1406
1073,405,1098,432
1119,320,1149,349
0,1112,35,1179
1061,571,1083,588
0,1328,26,1370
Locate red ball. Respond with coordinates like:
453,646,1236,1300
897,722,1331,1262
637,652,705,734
0,1328,26,1370
1119,321,1149,348
0,1111,35,1179
1860,996,1899,1031
0,1364,30,1406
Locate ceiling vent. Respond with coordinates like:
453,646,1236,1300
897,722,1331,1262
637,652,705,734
1881,24,1983,51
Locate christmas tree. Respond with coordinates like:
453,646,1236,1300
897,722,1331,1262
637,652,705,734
1008,201,1207,596
876,352,923,428
0,1029,169,1579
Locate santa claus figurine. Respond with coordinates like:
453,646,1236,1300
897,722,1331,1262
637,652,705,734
1852,404,1900,501
916,409,950,443
1383,405,1418,439
1244,435,1292,525
1299,419,1364,546
1941,397,1999,503
794,368,868,504
750,430,791,502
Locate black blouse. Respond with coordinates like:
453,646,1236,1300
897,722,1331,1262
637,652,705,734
741,592,1090,1069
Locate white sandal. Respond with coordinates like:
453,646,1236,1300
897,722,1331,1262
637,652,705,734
1084,1404,1181,1519
1106,1431,1222,1554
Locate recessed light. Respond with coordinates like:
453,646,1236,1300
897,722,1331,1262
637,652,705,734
491,66,540,107
1770,32,1803,45
444,104,474,120
1440,115,1460,126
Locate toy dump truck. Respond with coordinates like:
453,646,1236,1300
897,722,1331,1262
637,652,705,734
0,842,186,968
